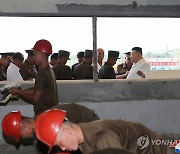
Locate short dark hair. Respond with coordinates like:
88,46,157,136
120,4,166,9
13,52,24,61
50,53,58,60
132,47,142,55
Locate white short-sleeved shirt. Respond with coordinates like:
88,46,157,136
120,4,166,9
7,63,23,81
126,58,150,79
97,61,105,72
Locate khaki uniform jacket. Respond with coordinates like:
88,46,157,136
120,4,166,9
117,63,132,75
20,60,37,80
74,61,93,79
89,148,135,154
79,120,166,154
71,62,79,79
98,62,116,79
33,66,58,116
52,62,72,80
51,103,99,123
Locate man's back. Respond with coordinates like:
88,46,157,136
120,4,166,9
20,60,37,80
74,61,93,79
99,62,116,79
90,148,135,154
34,66,58,116
52,62,72,80
79,119,166,154
51,103,100,123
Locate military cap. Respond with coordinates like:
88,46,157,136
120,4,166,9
0,52,14,61
108,50,120,59
84,49,93,58
58,50,70,60
124,52,131,56
77,51,84,58
25,49,34,56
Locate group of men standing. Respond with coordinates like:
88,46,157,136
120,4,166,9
0,45,150,82
1,39,173,154
0,50,37,81
48,46,150,80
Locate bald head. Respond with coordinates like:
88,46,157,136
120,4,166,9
97,48,104,63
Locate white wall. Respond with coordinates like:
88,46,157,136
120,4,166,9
150,70,180,79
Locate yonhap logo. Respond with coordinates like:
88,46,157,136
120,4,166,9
137,135,150,149
137,135,180,153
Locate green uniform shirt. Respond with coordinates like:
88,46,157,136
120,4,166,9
74,61,93,79
34,66,58,116
51,103,100,123
20,60,37,80
52,62,72,80
79,120,166,154
89,148,135,154
98,62,116,79
117,63,132,76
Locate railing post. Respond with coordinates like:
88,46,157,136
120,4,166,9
92,16,98,82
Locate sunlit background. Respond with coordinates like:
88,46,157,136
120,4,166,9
1,17,180,70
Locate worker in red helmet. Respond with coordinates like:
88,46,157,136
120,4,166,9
1,103,99,140
35,109,170,154
2,111,22,142
10,39,58,116
2,104,100,154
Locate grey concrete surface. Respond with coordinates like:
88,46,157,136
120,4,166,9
1,0,180,17
0,78,180,153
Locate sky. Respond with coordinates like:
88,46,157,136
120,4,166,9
0,17,180,59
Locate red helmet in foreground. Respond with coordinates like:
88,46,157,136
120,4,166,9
2,111,22,142
33,39,52,55
35,109,66,153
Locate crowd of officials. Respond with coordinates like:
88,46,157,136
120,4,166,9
0,44,150,81
1,39,170,154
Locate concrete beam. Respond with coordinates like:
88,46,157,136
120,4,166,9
56,4,180,17
0,79,180,143
0,3,180,17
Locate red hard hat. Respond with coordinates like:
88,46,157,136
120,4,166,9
2,111,22,142
36,109,66,153
33,39,52,55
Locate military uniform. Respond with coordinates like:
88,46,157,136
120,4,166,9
98,62,116,79
0,52,14,81
72,52,85,74
98,50,120,79
33,66,58,116
74,61,93,79
117,63,132,75
52,62,72,80
74,50,93,80
52,50,72,80
72,62,79,75
20,60,37,80
38,103,99,154
79,120,166,154
51,103,100,123
117,51,132,78
89,148,135,154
